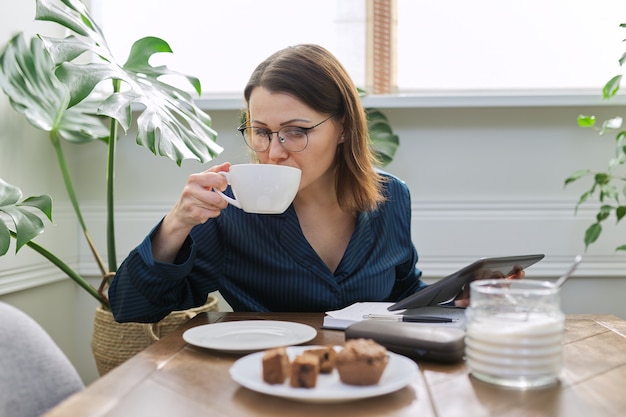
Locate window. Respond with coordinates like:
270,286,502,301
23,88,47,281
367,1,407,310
91,0,626,95
90,0,366,94
397,0,626,91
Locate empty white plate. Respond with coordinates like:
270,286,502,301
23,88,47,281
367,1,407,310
183,320,317,353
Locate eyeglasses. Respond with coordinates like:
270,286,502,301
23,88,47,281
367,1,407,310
237,114,335,152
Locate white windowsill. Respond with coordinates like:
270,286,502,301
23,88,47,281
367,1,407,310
195,89,626,111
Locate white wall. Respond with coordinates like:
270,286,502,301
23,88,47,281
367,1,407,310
382,105,626,317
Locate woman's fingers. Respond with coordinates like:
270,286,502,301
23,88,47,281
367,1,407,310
505,264,525,280
455,265,526,307
171,164,232,225
473,265,525,281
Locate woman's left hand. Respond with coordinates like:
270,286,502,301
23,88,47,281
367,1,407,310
453,265,525,307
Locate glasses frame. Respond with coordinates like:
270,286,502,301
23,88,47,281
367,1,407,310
237,114,336,153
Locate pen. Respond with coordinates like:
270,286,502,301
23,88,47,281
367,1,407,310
362,314,454,323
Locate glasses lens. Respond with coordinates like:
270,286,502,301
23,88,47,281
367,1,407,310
242,127,270,151
279,127,308,152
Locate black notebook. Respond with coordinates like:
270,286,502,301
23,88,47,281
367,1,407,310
387,254,545,311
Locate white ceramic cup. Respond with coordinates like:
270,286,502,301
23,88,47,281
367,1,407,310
216,164,301,214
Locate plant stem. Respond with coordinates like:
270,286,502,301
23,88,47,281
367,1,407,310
10,231,108,307
50,131,108,277
106,78,122,273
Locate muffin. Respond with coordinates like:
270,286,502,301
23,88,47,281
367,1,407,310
303,345,337,373
262,347,290,384
290,353,320,388
335,338,389,385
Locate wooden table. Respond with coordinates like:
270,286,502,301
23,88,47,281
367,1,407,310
44,312,626,417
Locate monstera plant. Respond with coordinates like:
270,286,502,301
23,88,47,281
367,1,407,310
0,0,222,309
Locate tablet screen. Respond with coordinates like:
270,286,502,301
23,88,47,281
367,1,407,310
387,254,545,311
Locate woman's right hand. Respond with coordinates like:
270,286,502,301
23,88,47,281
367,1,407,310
151,162,231,263
168,162,231,228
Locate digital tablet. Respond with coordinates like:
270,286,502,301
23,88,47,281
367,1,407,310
387,254,545,311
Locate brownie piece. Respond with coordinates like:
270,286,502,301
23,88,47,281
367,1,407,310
262,347,290,384
303,346,337,373
290,353,320,388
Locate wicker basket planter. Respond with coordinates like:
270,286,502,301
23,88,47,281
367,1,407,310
91,295,218,375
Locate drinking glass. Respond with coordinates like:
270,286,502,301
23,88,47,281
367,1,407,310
465,279,565,389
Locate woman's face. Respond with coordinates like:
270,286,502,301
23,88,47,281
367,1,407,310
247,86,343,192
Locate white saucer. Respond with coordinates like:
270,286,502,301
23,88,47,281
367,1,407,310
182,320,317,353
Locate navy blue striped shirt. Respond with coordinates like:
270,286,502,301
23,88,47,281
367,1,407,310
109,173,426,322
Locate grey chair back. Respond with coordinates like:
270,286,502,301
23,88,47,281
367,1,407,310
0,302,84,417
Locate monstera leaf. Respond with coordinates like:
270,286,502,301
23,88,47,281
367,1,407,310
0,33,108,143
35,0,222,164
0,179,106,304
0,179,52,255
356,88,400,168
366,108,399,167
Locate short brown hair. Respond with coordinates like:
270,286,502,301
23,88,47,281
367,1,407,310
243,44,385,213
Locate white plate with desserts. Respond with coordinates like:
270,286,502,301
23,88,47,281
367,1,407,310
183,321,317,353
229,344,419,403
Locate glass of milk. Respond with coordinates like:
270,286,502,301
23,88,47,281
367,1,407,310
465,279,564,389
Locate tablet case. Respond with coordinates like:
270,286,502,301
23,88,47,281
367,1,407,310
388,254,545,311
345,320,466,363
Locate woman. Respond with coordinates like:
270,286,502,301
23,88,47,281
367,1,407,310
110,44,454,322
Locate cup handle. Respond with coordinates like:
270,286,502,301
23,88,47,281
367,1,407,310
215,171,242,209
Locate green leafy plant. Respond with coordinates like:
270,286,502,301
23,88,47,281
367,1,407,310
357,88,400,167
0,0,222,308
564,23,626,252
365,107,399,167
